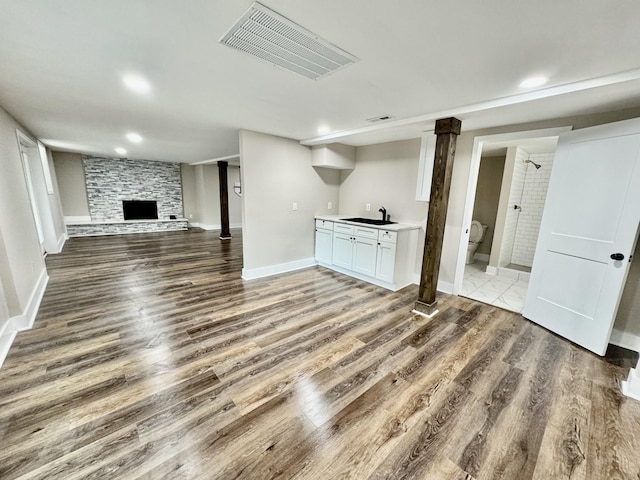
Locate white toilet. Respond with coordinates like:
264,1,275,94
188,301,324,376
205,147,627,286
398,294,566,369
466,220,488,264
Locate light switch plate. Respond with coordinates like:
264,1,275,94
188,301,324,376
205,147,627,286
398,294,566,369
327,201,332,210
292,202,298,211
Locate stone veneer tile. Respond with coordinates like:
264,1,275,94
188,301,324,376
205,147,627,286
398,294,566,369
83,156,183,222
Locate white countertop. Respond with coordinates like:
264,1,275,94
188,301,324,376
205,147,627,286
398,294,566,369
315,215,421,232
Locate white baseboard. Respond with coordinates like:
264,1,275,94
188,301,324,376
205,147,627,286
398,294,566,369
242,258,316,280
0,268,49,368
485,265,498,276
622,367,640,401
55,231,67,253
409,274,453,294
610,328,640,353
437,280,454,294
0,320,17,368
190,222,243,230
11,268,49,331
64,215,91,224
474,253,490,262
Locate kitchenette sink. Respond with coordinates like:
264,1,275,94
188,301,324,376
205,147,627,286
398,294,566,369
341,217,397,226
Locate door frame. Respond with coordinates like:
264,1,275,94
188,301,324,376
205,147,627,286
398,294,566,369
452,126,573,295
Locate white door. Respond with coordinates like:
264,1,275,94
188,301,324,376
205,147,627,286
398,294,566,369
352,236,377,277
21,152,46,254
315,228,333,265
332,233,353,269
376,241,396,283
523,118,640,355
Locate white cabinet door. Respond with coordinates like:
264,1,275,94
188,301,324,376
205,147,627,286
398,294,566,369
376,241,397,283
523,118,640,355
315,228,333,264
352,236,377,277
332,233,353,269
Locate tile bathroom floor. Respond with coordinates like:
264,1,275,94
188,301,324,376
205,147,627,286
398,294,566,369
461,260,529,313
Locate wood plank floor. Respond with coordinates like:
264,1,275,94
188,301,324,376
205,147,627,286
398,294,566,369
1,228,639,479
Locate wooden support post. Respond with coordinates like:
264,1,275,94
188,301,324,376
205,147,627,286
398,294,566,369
218,161,232,240
414,117,462,317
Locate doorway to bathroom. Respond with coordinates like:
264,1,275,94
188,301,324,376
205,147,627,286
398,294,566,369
453,127,572,313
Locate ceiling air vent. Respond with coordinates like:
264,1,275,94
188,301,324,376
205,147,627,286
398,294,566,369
366,114,394,123
220,2,358,80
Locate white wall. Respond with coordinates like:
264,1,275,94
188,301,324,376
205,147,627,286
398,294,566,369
0,106,47,317
52,151,90,218
239,130,339,274
181,163,242,229
338,138,426,277
339,139,425,222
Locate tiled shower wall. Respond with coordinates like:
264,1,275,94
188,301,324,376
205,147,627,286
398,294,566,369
498,147,528,267
83,156,183,221
511,152,555,267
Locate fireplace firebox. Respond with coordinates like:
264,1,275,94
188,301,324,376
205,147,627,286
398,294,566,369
122,200,158,220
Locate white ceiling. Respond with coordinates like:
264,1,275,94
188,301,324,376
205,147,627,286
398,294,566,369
1,0,640,163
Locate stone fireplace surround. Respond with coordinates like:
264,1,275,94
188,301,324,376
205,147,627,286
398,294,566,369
66,156,188,237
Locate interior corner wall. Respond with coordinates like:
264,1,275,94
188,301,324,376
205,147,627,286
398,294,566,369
45,149,67,243
52,151,90,218
181,164,198,222
472,155,505,256
182,163,242,229
228,165,242,226
239,130,339,271
338,138,426,277
0,105,47,317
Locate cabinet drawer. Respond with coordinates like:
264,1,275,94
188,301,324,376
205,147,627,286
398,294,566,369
334,223,353,235
315,219,334,231
378,230,398,243
353,226,377,239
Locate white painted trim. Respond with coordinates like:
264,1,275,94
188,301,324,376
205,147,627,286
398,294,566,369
300,69,640,145
486,265,498,275
190,153,240,165
0,321,17,368
474,253,490,262
55,231,67,253
15,128,37,147
190,222,243,230
609,328,640,353
412,309,440,319
11,268,49,331
451,126,573,296
437,280,454,295
64,215,92,224
622,362,640,401
243,258,316,280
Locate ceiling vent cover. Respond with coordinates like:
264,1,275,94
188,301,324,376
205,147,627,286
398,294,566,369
220,2,358,80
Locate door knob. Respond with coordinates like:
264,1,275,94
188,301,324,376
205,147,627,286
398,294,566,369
611,253,625,261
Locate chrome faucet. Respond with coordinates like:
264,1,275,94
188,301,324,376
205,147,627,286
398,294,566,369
378,206,387,222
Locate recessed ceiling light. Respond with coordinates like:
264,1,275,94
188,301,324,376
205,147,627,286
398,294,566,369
126,132,142,143
122,74,151,94
317,125,331,135
519,76,548,89
115,147,127,155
